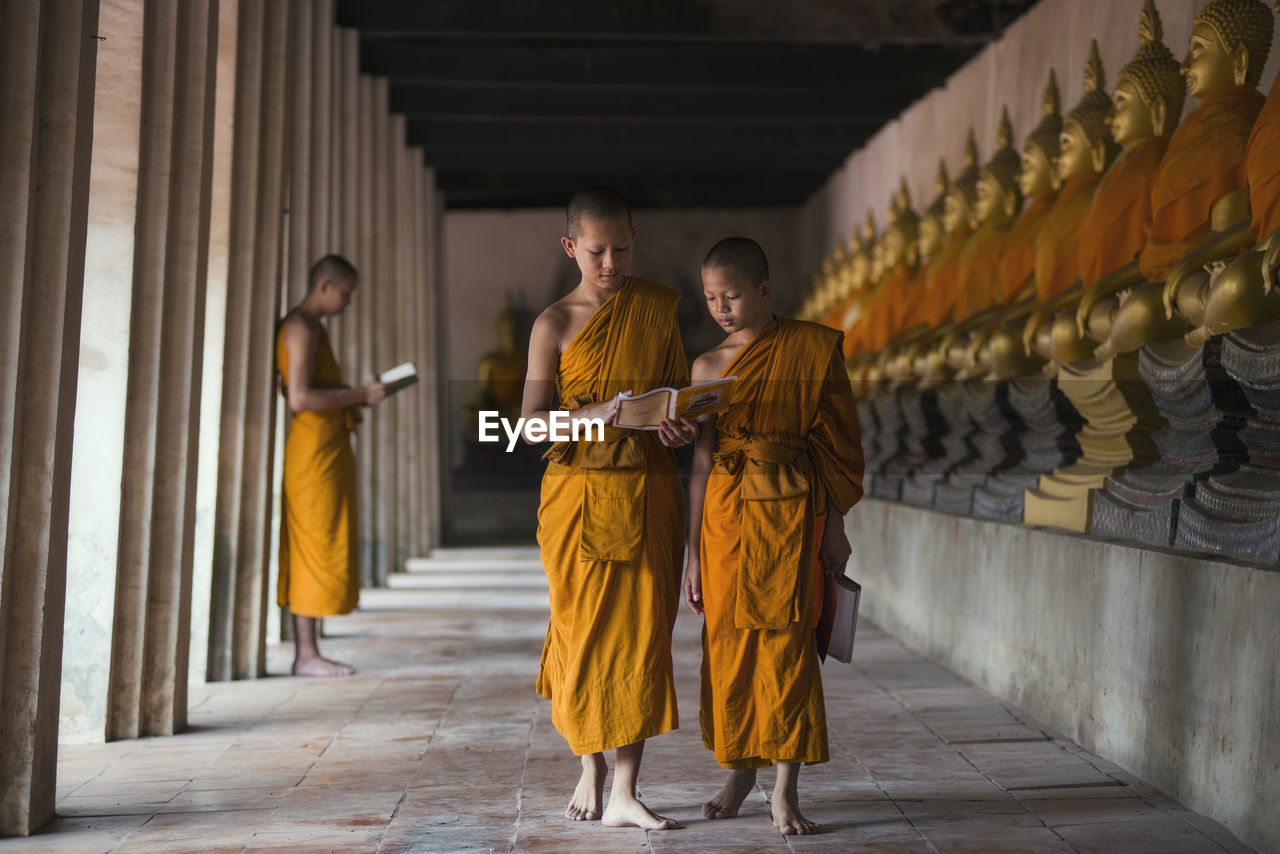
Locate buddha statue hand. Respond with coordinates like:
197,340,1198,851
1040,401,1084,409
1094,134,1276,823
1263,223,1280,295
1161,255,1197,320
1021,306,1048,356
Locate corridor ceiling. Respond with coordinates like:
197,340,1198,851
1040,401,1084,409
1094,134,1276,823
336,0,1041,209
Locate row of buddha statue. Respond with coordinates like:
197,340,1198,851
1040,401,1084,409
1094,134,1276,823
801,0,1280,545
801,0,1279,386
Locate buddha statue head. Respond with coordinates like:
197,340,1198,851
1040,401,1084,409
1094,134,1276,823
1058,41,1119,182
919,159,950,260
1110,0,1187,144
1182,0,1275,97
883,177,921,273
1021,69,1063,199
943,129,981,235
975,106,1023,228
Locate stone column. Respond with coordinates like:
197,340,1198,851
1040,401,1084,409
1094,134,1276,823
356,74,378,586
285,0,313,306
0,0,101,835
423,168,446,550
370,78,393,585
206,0,291,682
106,0,220,741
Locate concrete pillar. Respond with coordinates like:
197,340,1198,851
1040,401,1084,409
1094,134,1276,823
0,0,101,834
370,78,393,586
106,0,220,741
424,169,446,551
285,0,313,306
206,0,291,682
338,30,360,380
410,155,430,558
389,115,410,572
356,75,378,586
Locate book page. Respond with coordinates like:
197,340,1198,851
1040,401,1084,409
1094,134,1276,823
379,361,419,396
674,376,736,420
614,388,675,429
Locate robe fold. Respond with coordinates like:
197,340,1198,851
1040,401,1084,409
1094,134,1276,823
1078,136,1168,286
276,325,360,618
699,316,864,768
536,276,688,756
999,193,1057,304
1034,172,1102,304
1140,85,1265,280
953,219,1012,321
922,228,975,326
1247,68,1280,239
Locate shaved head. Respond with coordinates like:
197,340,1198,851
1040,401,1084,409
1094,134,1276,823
566,185,632,239
702,237,769,286
308,254,358,291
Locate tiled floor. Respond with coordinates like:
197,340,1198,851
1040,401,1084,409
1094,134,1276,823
19,547,1254,853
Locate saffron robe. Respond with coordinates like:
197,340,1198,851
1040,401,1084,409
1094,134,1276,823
1247,68,1280,239
922,228,975,327
953,219,1012,320
699,316,864,768
276,324,359,618
1034,172,1102,304
536,277,688,755
864,264,922,353
1078,136,1168,286
842,277,892,358
1140,85,1265,280
999,193,1057,304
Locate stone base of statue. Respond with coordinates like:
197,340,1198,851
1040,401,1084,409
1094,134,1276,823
933,380,1027,515
876,384,945,505
972,375,1081,523
1024,355,1165,532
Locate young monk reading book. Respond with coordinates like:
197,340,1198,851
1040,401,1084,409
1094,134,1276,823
684,237,864,836
520,186,698,829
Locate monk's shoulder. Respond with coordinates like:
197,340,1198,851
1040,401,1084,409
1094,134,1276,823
626,276,681,309
777,315,843,354
691,344,734,383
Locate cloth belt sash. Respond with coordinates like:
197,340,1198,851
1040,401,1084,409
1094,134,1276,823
714,431,815,630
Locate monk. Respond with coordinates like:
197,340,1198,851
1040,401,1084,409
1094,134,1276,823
684,237,864,836
277,254,386,677
520,186,697,830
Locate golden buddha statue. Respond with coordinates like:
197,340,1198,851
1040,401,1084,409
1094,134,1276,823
1020,40,1119,360
883,160,950,381
922,129,981,330
849,184,921,358
464,299,528,434
1093,0,1273,357
835,212,878,338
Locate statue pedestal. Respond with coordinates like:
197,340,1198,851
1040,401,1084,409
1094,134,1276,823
1024,355,1165,532
898,385,949,508
933,380,1021,515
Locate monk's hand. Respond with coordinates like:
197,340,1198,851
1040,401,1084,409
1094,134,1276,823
362,377,388,406
657,416,698,448
575,391,626,426
682,554,704,615
818,518,852,577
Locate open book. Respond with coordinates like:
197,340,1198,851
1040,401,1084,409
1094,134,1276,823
378,362,419,396
824,574,862,664
613,377,737,430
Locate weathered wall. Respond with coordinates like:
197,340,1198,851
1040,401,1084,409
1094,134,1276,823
800,0,1280,273
846,499,1280,854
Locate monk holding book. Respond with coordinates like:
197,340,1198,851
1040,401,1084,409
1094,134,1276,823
520,186,697,829
684,237,864,835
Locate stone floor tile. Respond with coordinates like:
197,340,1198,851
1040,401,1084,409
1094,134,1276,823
917,825,1076,853
1023,796,1168,827
1057,816,1234,853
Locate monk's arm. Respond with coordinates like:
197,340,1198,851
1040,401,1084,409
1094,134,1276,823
682,415,717,615
1160,217,1255,318
519,311,616,443
283,319,382,413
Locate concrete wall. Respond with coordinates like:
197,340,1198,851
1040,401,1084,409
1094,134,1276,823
800,0,1280,272
846,499,1279,854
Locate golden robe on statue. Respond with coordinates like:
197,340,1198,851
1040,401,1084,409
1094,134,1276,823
998,193,1057,303
953,221,1010,320
276,325,360,618
1077,136,1168,285
1035,172,1102,303
1139,85,1264,280
700,316,864,768
922,227,974,327
536,277,688,756
1247,68,1280,239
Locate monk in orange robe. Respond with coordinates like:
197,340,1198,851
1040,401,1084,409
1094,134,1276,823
277,255,387,677
685,238,864,837
521,186,696,831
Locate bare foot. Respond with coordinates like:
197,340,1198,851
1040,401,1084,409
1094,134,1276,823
566,753,606,821
602,793,682,830
702,768,757,819
771,791,819,836
291,656,355,677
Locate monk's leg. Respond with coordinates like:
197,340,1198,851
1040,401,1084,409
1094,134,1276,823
770,762,818,836
291,615,355,677
702,767,757,819
566,752,606,821
602,741,682,830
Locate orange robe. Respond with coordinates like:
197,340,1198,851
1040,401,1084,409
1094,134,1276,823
1077,136,1168,286
842,278,890,358
890,265,929,335
1140,85,1265,280
953,220,1011,320
922,228,974,326
999,193,1058,303
536,277,687,755
866,264,922,352
700,316,864,768
1034,172,1102,303
276,325,359,618
1247,68,1280,239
